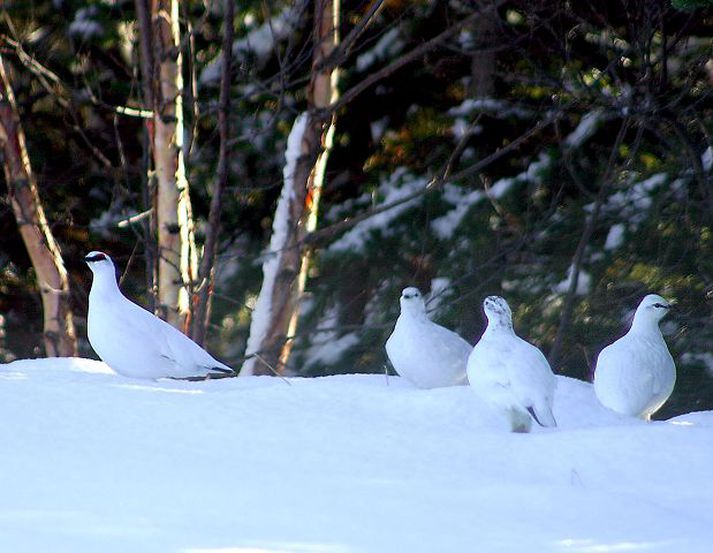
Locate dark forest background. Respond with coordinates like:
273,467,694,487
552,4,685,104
1,0,712,417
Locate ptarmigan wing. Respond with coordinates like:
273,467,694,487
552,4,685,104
115,298,232,378
426,322,472,384
386,314,469,388
506,337,557,427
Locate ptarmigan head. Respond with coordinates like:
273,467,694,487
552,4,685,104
84,251,117,281
483,295,513,330
634,294,672,324
399,287,426,317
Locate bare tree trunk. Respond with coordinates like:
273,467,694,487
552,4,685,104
191,0,234,346
242,0,339,376
151,0,198,330
469,3,497,98
0,55,77,357
135,0,158,313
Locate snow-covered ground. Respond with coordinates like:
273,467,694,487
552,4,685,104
1,358,712,553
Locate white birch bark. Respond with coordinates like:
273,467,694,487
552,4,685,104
152,0,198,330
240,0,339,376
241,114,308,376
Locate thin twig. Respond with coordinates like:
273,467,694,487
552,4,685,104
316,0,386,71
252,353,292,384
549,117,632,368
320,0,507,117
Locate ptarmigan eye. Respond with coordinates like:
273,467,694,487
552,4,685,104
85,253,106,263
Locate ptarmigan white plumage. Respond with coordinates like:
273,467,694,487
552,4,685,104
593,294,676,420
85,251,234,380
385,287,471,388
467,296,557,433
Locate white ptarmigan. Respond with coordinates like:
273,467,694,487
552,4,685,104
466,296,557,433
85,251,234,380
593,294,676,420
385,287,471,388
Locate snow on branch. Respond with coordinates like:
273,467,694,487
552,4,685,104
328,169,426,254
200,6,299,85
564,109,605,149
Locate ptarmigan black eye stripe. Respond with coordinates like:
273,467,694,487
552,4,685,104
85,253,107,262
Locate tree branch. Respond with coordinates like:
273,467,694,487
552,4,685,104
549,118,633,369
191,0,234,345
315,0,385,71
320,0,506,117
304,109,563,247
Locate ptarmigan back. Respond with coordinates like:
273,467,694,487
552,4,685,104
85,251,235,380
593,294,676,420
385,287,471,388
467,296,557,433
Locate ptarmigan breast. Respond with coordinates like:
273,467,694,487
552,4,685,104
467,295,557,433
385,287,471,388
594,294,676,420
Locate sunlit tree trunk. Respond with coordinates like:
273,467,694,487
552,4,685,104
279,0,340,369
151,0,198,330
0,56,77,357
241,0,339,376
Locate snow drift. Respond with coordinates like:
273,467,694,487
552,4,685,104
1,357,711,552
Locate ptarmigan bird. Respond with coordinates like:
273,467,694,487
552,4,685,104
467,296,557,433
85,251,234,380
593,294,676,420
385,287,471,388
